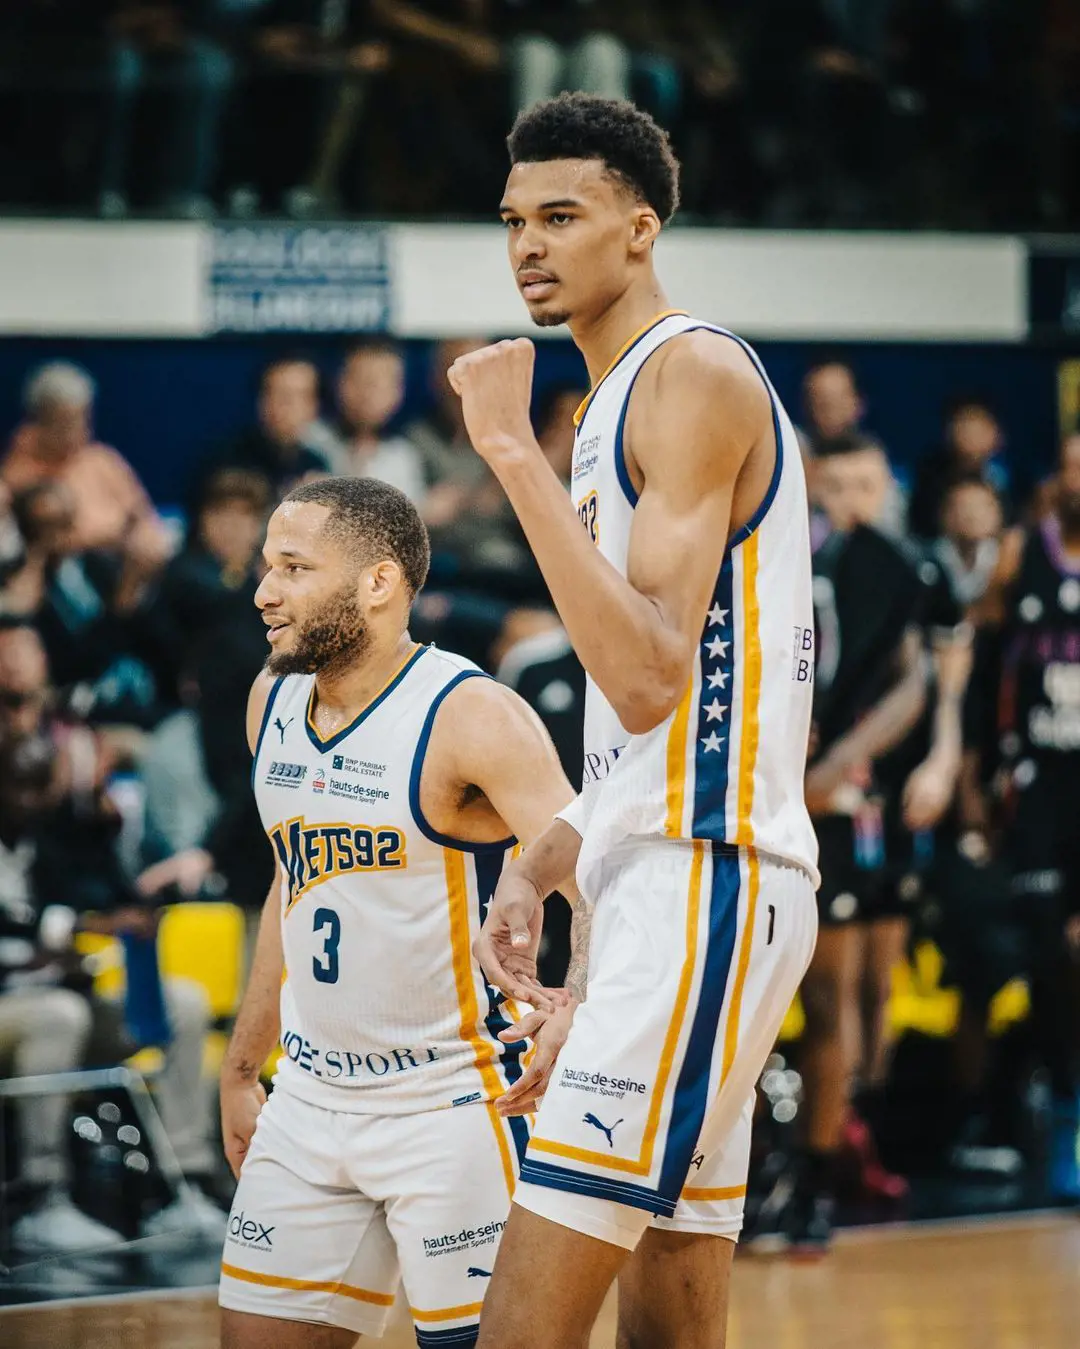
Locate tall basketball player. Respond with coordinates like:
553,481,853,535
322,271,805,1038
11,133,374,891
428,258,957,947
448,95,820,1348
218,476,579,1349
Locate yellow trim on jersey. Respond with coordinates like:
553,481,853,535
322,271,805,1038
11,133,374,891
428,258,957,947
411,1300,485,1323
721,849,759,1082
681,1183,747,1202
444,848,517,1198
734,533,762,846
220,1262,394,1307
529,840,706,1176
304,642,420,744
573,309,690,427
664,679,694,837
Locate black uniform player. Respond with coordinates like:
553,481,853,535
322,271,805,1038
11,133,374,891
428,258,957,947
964,432,1080,1202
783,433,931,1252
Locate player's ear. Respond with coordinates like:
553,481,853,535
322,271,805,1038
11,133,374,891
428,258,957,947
364,558,403,609
628,207,661,256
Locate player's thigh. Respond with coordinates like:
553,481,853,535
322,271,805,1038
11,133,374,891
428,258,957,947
383,1100,525,1347
221,1310,360,1349
616,1227,735,1349
219,1091,398,1339
477,1202,628,1349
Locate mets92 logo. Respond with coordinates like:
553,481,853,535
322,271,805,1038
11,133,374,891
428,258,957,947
577,490,599,544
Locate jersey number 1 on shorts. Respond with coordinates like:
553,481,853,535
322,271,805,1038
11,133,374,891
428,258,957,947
313,907,341,984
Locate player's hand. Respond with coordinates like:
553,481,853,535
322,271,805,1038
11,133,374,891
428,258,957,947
221,1078,267,1180
902,755,957,831
447,339,538,464
496,1000,577,1116
474,871,563,1012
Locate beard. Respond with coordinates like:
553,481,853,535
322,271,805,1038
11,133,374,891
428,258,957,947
530,307,571,329
265,583,371,678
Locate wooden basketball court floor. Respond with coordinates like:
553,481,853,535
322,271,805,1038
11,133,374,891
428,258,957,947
1,1213,1076,1348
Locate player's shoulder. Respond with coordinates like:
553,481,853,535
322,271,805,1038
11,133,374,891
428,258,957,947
246,668,288,754
648,326,767,407
425,651,543,743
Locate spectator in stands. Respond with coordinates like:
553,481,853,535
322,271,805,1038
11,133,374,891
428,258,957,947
406,337,521,569
802,358,906,536
156,468,270,699
2,362,168,557
802,356,867,447
228,0,391,216
4,482,173,725
324,340,426,503
933,476,1005,610
368,0,504,212
493,1,630,113
0,630,223,1254
103,2,233,217
138,470,273,918
192,355,330,507
909,394,1012,541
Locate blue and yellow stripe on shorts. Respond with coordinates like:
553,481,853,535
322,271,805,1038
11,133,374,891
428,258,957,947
523,533,765,1216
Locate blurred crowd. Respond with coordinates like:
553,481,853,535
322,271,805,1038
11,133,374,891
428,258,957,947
0,340,1077,1263
2,0,1080,226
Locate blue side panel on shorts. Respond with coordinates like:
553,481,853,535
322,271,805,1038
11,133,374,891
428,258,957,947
474,849,530,1168
690,555,736,839
415,1325,479,1347
518,1157,676,1219
656,849,741,1203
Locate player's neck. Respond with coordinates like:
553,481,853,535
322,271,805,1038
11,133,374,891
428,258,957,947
571,279,672,387
312,630,416,715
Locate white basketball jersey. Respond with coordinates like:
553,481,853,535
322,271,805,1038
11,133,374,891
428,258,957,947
252,645,523,1114
569,310,819,891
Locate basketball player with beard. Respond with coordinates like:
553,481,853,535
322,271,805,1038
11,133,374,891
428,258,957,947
218,476,579,1349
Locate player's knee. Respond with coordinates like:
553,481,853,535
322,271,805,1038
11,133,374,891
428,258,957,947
617,1318,719,1349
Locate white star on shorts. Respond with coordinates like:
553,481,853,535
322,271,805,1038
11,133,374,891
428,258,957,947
704,699,727,722
707,604,729,626
705,636,729,660
701,731,724,753
706,670,730,690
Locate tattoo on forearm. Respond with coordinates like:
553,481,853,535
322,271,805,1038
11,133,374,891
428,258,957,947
565,895,591,1003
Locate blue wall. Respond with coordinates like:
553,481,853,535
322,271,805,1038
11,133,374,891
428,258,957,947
0,336,1065,509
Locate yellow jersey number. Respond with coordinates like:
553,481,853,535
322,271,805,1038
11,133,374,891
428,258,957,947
577,490,599,545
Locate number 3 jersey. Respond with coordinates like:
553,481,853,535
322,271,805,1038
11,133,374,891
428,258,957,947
252,644,520,1115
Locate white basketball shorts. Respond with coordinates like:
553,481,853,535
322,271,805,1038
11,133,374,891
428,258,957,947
516,839,817,1250
219,1087,528,1345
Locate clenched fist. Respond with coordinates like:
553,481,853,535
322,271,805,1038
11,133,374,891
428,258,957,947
447,338,538,464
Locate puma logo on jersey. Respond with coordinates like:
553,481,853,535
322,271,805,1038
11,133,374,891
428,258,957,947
274,715,294,744
583,1113,623,1148
269,816,407,906
467,1267,492,1279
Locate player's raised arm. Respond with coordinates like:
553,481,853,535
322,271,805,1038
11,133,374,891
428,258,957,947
449,333,769,734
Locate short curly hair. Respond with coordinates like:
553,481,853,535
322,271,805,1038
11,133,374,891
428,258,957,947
283,477,430,600
508,93,680,225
